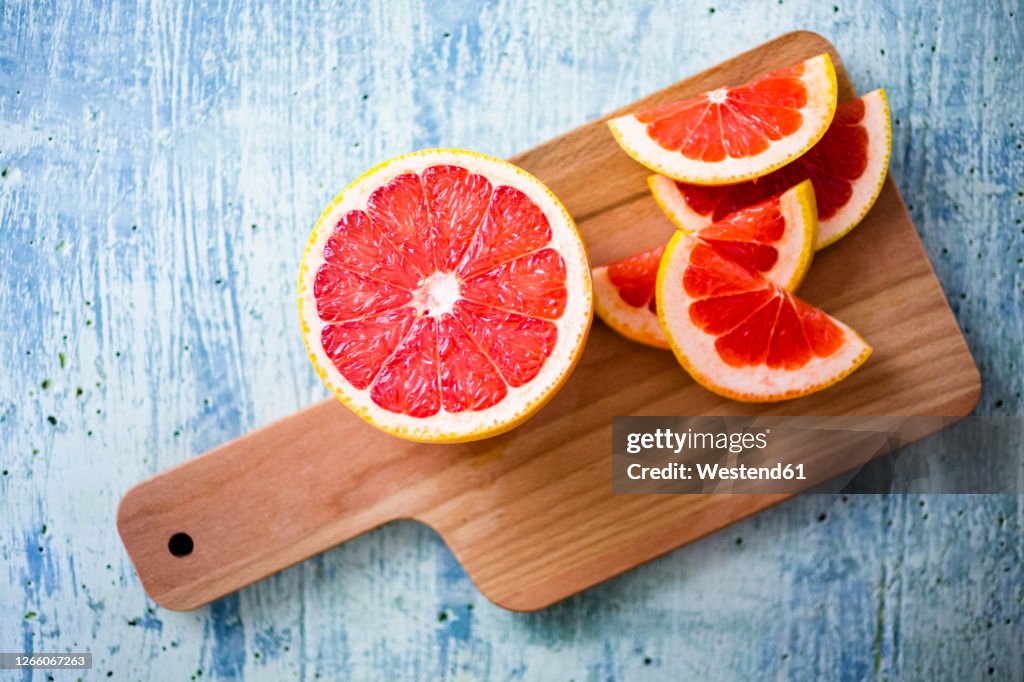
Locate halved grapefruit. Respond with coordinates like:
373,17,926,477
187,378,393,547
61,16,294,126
593,181,817,349
650,89,891,249
299,149,593,443
656,230,871,402
608,54,838,185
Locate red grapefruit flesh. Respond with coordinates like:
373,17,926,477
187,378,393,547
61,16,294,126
593,181,818,349
608,54,838,184
650,89,891,249
300,150,593,443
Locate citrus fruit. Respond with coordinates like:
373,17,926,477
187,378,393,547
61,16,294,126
592,244,669,348
608,54,838,185
593,180,818,349
649,89,891,249
656,229,871,402
299,149,593,443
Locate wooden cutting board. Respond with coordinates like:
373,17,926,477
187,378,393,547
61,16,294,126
117,31,980,612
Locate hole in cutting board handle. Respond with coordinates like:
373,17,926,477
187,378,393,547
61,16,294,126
168,532,194,557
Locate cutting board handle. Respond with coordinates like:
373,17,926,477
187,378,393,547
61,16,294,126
116,398,437,611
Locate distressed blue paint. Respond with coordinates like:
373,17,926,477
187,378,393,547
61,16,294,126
436,548,475,673
1,0,1022,680
135,608,164,634
208,595,247,679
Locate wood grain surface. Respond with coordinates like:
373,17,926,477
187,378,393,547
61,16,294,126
4,2,1022,680
117,31,980,613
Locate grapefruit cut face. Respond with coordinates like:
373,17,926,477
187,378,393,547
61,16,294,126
650,90,891,249
609,54,838,185
593,181,817,349
299,149,593,443
657,230,871,402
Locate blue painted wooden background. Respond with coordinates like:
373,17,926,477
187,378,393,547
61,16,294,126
2,1,1022,679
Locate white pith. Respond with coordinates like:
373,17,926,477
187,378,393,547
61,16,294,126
609,54,838,185
707,87,728,104
592,266,668,349
413,271,461,317
657,232,870,401
299,149,593,442
651,89,892,251
648,173,715,233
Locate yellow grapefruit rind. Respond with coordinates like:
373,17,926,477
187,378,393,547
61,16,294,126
655,230,872,403
776,180,817,291
648,88,892,251
592,263,670,349
298,149,593,443
608,54,839,186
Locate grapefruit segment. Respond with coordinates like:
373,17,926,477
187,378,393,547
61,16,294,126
367,173,435,276
369,317,441,418
300,149,592,443
460,248,568,319
422,164,492,271
657,230,871,402
313,266,413,322
592,245,668,348
321,308,417,390
607,245,663,310
650,89,892,249
609,54,838,184
437,315,508,412
453,301,557,388
689,288,775,336
323,210,421,289
458,185,553,277
592,181,817,349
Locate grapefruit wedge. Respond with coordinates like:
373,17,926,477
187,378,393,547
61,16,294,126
592,244,669,348
609,54,838,185
299,149,593,443
657,230,871,402
650,89,891,249
593,181,817,349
